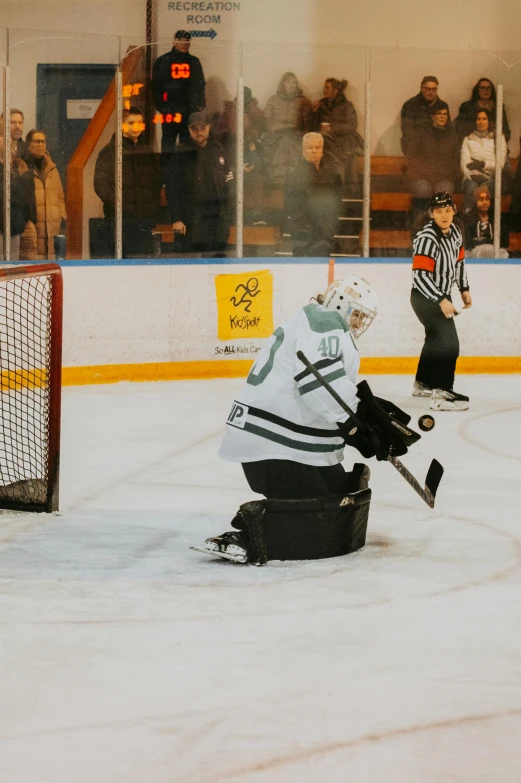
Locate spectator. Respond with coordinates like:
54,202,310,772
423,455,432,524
0,133,36,261
165,110,233,255
460,109,507,213
405,103,460,216
94,106,161,257
218,86,267,224
307,77,362,189
263,72,312,189
151,30,206,157
454,78,510,143
24,129,66,260
0,108,26,159
284,132,343,257
462,185,509,258
1,109,37,260
401,76,449,155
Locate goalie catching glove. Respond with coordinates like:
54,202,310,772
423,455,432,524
338,380,421,461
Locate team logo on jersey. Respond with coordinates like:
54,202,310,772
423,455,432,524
227,401,249,428
340,496,354,506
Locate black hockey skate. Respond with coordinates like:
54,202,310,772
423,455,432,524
190,530,249,563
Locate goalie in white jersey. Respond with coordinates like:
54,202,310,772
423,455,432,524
193,273,416,564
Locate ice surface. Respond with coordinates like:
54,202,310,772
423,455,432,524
1,375,521,782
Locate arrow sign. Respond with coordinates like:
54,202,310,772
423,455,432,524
190,28,218,39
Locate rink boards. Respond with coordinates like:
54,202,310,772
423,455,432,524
51,257,521,385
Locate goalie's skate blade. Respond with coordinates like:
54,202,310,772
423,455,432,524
425,459,444,507
189,546,248,564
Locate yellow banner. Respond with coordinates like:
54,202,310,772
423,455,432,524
215,270,274,341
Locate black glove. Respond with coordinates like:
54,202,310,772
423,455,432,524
338,382,421,462
467,158,486,171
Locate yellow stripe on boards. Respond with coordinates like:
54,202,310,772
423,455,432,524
59,357,521,387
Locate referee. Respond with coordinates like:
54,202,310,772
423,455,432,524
411,192,473,411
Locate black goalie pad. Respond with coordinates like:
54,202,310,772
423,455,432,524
237,488,371,565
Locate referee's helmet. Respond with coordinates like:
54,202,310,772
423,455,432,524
428,192,457,212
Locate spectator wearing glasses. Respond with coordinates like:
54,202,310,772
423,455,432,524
400,76,450,155
165,110,233,255
454,78,510,143
94,106,161,257
0,109,37,260
25,129,66,261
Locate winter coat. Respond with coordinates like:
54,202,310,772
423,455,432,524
308,93,358,141
285,154,343,252
0,158,36,236
400,94,450,155
94,134,161,222
165,137,233,249
454,99,510,142
460,131,507,182
151,48,206,117
264,91,311,134
406,123,460,185
29,152,66,260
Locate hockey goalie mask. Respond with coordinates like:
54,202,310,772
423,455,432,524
322,274,378,338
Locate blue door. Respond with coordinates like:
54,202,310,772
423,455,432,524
36,64,115,184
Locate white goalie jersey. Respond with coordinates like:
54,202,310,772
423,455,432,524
219,303,361,467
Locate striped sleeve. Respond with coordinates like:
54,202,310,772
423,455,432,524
457,256,469,291
412,230,444,302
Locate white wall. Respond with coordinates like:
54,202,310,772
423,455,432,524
3,0,521,155
60,262,521,369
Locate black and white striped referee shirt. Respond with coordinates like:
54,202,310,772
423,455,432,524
412,220,469,303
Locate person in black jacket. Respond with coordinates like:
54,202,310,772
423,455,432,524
165,111,233,255
284,132,343,257
454,78,510,143
94,106,161,257
0,134,36,261
400,76,450,155
151,30,206,157
462,185,509,258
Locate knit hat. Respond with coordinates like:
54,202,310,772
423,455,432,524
474,185,491,202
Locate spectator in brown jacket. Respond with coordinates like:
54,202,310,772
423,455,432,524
405,103,460,217
25,129,66,260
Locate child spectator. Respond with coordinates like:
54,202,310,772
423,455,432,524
462,185,509,258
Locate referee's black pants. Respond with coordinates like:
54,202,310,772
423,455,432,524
411,288,459,392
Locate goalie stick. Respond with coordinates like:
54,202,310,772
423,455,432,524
296,351,444,508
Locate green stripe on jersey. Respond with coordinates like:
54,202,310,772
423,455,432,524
243,423,343,453
303,303,348,334
298,368,346,395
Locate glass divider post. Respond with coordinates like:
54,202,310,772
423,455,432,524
493,83,503,259
115,67,123,261
2,65,10,262
362,78,371,259
235,74,244,259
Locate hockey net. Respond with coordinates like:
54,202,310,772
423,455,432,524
0,264,63,512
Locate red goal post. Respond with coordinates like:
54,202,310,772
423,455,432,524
0,264,63,512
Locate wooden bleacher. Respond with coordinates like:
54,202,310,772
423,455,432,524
152,155,519,256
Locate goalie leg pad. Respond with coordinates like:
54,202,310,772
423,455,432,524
240,488,372,564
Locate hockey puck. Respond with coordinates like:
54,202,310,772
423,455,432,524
418,414,435,432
